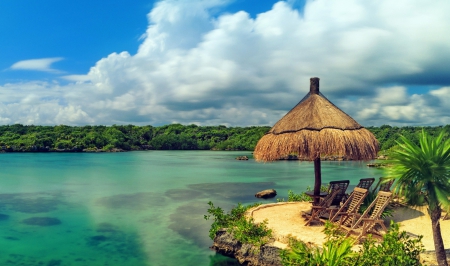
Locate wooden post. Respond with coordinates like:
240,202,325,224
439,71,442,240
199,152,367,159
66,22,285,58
310,77,320,94
313,157,321,204
311,77,321,204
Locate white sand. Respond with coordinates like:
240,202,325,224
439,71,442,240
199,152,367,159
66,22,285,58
248,202,450,252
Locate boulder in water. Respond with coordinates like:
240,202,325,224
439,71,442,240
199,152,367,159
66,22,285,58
255,189,277,199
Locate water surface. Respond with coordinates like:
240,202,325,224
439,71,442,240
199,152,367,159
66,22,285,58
0,151,382,265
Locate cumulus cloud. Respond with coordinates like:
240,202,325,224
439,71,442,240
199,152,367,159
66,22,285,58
10,57,64,73
1,0,450,126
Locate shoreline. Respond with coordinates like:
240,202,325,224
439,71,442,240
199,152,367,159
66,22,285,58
212,202,450,265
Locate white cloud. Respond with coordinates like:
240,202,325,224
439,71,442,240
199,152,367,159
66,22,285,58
10,57,64,73
1,0,450,126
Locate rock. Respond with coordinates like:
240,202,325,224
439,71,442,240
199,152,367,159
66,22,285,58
211,229,282,266
255,189,277,199
236,156,249,160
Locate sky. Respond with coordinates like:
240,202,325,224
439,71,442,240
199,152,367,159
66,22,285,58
1,0,450,127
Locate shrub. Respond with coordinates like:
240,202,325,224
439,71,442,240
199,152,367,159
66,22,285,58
277,186,328,202
355,221,424,266
280,221,424,266
281,222,355,266
204,201,272,247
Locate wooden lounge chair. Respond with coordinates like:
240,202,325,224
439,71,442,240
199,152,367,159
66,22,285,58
372,177,395,192
330,187,369,228
342,191,393,241
343,178,374,202
328,180,350,207
302,185,341,226
356,178,375,190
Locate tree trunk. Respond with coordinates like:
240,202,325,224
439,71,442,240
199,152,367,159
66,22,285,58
430,206,448,266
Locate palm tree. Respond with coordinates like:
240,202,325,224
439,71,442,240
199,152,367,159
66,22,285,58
388,130,450,266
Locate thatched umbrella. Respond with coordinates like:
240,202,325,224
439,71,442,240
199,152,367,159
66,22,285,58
254,77,379,203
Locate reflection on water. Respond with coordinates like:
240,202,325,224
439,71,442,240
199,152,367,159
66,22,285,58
0,151,381,265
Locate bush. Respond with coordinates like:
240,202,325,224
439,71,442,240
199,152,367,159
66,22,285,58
277,186,328,202
355,221,424,265
280,221,424,266
204,201,272,247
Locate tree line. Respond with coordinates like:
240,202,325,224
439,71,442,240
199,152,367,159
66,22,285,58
0,123,448,152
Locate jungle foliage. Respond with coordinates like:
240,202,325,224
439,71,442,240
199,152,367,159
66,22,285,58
0,123,448,152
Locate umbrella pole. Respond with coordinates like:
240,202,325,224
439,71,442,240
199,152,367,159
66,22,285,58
313,157,321,204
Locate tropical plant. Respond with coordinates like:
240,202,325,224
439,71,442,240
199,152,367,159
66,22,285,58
355,221,424,265
280,221,424,266
387,130,450,266
277,186,328,202
204,201,272,247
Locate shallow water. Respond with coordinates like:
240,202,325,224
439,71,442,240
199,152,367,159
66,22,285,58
0,151,382,265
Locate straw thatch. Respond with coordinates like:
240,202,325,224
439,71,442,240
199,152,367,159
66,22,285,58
254,78,379,162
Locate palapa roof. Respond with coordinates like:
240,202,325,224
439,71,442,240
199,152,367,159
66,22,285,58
254,77,379,161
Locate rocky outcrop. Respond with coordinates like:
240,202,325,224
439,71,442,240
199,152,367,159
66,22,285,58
211,229,282,266
236,156,249,160
255,189,277,199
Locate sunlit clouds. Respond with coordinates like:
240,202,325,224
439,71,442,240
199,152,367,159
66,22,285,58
10,58,64,73
2,0,450,126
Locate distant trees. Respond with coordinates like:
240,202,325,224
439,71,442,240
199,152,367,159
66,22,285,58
0,123,448,152
0,124,271,152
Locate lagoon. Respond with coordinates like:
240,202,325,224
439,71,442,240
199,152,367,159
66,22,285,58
0,151,381,265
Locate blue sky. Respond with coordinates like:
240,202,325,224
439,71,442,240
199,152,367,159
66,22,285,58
1,0,449,127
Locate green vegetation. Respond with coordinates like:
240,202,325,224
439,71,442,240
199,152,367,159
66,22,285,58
277,186,328,202
280,221,424,266
388,130,450,266
0,123,448,152
0,124,270,152
204,201,272,247
367,124,450,155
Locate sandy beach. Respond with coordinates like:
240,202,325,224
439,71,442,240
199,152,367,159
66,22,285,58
248,202,450,263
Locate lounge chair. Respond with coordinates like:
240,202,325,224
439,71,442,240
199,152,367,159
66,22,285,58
356,178,375,190
343,178,374,202
330,187,369,228
342,191,393,242
372,177,395,192
328,180,350,207
302,185,341,226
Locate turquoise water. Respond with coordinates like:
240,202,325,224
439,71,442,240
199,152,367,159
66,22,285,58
0,151,382,265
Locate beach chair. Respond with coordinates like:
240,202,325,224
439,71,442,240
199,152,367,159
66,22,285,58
330,187,369,228
356,178,375,190
328,180,350,207
302,185,341,226
372,177,395,192
343,191,393,241
343,178,374,202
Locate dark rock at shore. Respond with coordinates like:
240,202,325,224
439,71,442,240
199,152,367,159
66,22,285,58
255,189,277,199
211,229,282,266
